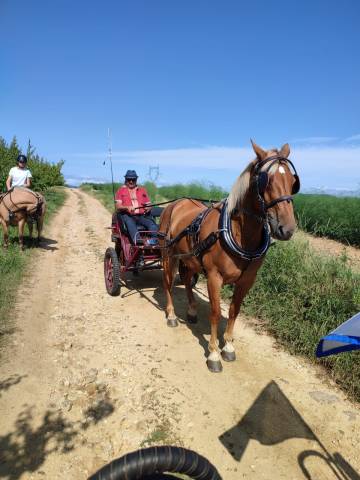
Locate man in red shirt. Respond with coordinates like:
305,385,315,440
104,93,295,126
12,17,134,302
115,170,158,245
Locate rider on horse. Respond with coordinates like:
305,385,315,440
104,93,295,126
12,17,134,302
6,155,32,191
115,170,159,245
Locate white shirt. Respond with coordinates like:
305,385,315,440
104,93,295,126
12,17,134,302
9,166,32,187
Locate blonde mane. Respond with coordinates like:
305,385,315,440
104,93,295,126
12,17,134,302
227,149,281,214
227,159,257,214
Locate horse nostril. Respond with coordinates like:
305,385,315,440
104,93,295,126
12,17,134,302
278,225,291,240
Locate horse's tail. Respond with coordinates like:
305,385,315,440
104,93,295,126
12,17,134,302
36,196,47,239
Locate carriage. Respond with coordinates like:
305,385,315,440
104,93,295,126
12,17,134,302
103,206,199,296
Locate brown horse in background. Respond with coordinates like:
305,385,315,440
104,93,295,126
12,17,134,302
0,187,46,249
159,141,300,372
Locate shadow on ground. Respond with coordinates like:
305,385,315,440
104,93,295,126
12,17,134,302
219,381,359,480
122,270,228,358
25,236,58,251
0,374,27,398
4,236,58,251
0,397,115,479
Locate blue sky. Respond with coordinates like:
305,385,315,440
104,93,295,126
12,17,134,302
1,0,359,191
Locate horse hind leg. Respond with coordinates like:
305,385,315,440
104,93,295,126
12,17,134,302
18,218,26,250
0,218,9,248
163,254,179,327
27,219,34,245
184,266,198,324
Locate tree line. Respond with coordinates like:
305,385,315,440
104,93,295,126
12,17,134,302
0,136,65,192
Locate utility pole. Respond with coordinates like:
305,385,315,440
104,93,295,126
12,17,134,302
148,165,160,183
108,128,116,209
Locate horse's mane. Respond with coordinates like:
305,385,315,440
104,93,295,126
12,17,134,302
227,149,280,214
227,159,257,214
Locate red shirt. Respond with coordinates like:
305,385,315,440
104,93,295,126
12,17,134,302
115,185,150,215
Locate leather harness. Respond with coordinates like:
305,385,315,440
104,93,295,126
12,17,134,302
165,155,300,266
0,187,44,222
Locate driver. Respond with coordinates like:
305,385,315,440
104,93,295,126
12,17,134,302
115,170,159,245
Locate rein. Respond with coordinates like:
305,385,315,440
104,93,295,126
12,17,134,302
133,196,221,211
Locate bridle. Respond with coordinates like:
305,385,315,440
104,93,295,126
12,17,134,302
218,155,300,261
254,155,300,216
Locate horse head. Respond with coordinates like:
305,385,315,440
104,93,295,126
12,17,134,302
251,140,299,241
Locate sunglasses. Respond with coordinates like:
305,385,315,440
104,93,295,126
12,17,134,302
18,161,26,164
126,178,137,182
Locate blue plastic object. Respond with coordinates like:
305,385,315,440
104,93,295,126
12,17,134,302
316,312,360,358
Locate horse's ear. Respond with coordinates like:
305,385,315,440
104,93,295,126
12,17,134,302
279,143,290,158
250,139,266,161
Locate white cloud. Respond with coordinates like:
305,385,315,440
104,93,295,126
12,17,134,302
64,143,360,191
291,136,338,144
344,134,360,142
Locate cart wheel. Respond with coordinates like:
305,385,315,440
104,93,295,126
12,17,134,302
104,247,121,296
178,260,199,288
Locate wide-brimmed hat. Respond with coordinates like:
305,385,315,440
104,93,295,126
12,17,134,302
124,170,138,179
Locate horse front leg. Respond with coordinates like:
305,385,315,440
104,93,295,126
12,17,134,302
0,218,9,248
163,254,179,327
18,217,26,250
222,276,257,362
206,271,223,372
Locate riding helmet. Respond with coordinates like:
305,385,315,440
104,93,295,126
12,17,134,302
17,154,28,163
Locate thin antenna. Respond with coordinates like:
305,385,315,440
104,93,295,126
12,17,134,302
108,127,116,210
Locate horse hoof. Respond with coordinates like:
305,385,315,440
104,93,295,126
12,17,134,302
221,350,236,362
187,314,197,324
206,359,223,373
167,318,178,328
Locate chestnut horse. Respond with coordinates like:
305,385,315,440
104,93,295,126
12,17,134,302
159,141,300,372
0,187,46,249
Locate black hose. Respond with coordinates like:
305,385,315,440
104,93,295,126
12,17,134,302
88,446,222,480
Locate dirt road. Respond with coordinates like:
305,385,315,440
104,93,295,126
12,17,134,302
0,188,359,480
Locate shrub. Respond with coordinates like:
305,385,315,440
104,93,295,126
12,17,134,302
0,137,65,192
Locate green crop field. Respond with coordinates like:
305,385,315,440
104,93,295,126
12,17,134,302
294,194,360,247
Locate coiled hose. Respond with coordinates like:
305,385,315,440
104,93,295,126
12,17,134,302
88,446,222,480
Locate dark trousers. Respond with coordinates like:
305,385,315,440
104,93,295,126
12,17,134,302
120,213,158,244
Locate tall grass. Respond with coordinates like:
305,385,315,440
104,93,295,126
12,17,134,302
294,194,360,247
0,188,67,340
223,239,360,401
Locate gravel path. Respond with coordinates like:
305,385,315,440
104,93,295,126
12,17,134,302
0,188,359,480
